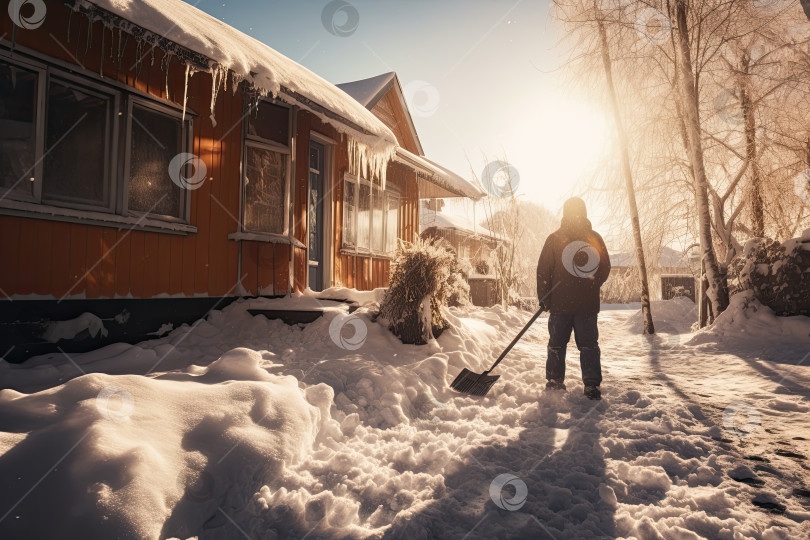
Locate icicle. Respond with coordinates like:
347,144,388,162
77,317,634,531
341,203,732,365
85,14,92,56
117,32,127,72
348,137,395,189
182,63,190,122
209,65,225,126
164,55,171,101
134,39,143,79
231,72,244,95
110,28,116,59
150,45,155,67
99,27,104,77
67,10,72,44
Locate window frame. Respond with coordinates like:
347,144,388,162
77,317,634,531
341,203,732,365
40,72,119,213
0,54,45,205
238,97,293,240
341,172,400,258
384,189,401,255
122,96,194,223
0,45,198,233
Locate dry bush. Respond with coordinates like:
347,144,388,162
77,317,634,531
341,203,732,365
380,238,470,344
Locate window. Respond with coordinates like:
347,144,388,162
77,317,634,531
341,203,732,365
358,182,370,249
127,103,187,219
342,174,400,256
42,78,113,209
241,100,290,236
372,184,385,253
248,101,289,146
244,145,286,234
343,180,356,247
385,191,399,253
0,55,195,226
0,62,39,200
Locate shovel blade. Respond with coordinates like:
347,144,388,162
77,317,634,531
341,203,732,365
450,368,500,397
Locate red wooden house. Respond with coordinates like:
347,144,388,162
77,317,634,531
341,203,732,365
0,0,483,362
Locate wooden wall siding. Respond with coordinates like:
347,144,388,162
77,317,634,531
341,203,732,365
0,4,425,299
0,4,295,299
371,92,421,154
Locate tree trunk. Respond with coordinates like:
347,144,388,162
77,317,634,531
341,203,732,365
595,7,655,333
739,53,765,238
674,0,729,320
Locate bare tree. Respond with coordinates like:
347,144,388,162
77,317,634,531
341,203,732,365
594,1,655,333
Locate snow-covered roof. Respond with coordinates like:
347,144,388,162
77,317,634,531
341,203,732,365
420,210,502,240
76,0,397,155
395,148,486,200
338,72,424,156
336,72,397,109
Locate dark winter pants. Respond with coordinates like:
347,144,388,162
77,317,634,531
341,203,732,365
546,312,602,387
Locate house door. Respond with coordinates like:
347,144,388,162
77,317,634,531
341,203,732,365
308,140,326,291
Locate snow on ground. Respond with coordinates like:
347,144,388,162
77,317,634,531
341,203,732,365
1,293,809,539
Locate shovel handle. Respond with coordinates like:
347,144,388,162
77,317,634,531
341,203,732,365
485,307,545,373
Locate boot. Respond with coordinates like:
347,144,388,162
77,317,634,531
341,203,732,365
584,385,601,400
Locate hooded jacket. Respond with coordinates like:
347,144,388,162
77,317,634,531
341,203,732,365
536,216,611,314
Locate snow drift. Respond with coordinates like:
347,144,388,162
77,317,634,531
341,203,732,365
0,348,335,538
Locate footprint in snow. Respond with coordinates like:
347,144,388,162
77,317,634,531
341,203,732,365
728,465,764,486
751,493,786,514
775,448,807,460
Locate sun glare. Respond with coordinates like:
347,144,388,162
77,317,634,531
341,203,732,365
536,101,611,188
502,98,612,210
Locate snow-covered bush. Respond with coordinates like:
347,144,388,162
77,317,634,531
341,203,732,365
601,267,641,303
728,229,810,316
380,238,469,344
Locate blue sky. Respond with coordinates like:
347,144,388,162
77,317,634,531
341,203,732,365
185,0,612,221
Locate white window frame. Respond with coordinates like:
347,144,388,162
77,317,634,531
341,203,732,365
309,132,334,289
342,172,400,258
384,189,401,255
238,98,292,240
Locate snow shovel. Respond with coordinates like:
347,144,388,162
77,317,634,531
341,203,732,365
450,308,545,396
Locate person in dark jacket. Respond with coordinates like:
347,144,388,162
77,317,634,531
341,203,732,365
536,197,611,400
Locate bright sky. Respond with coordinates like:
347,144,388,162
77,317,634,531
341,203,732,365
187,0,613,227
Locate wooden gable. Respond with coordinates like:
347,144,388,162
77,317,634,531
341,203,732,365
370,89,422,155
